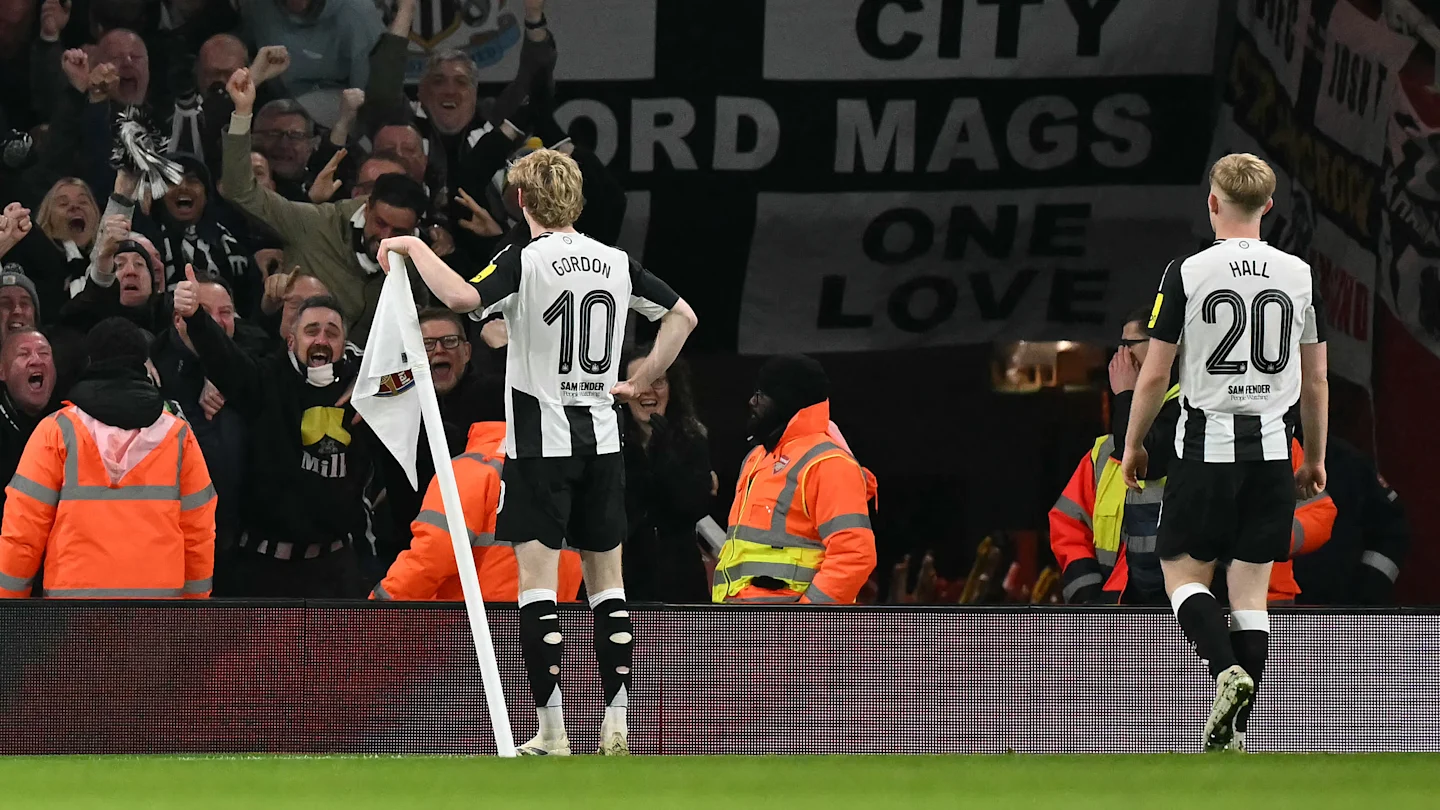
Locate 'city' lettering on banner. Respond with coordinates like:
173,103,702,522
818,202,1107,334
852,0,1122,61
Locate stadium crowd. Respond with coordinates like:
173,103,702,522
0,0,881,604
0,0,1407,606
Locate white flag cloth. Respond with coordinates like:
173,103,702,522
353,256,517,757
352,261,429,490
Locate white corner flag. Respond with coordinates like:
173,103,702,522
353,255,517,758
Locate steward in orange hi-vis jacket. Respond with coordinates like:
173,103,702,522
0,319,216,598
1050,434,1334,605
371,422,582,602
713,356,877,605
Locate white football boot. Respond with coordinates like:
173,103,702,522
1203,665,1255,752
517,734,572,756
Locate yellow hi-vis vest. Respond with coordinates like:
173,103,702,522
1091,384,1181,567
711,440,852,603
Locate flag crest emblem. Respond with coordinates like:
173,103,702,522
377,369,417,397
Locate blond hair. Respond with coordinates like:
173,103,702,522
1209,153,1275,216
38,178,100,247
506,149,585,229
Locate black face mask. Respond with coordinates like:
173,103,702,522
746,394,791,451
747,355,829,449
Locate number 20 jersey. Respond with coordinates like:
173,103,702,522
470,232,680,459
1149,238,1327,463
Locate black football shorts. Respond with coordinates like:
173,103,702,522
494,453,626,553
1156,458,1296,564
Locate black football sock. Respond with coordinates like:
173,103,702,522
1170,583,1238,679
590,587,632,727
519,589,565,738
1229,610,1270,732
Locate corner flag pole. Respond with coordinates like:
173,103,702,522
396,256,516,758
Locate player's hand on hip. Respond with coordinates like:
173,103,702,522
1295,463,1326,500
1120,445,1147,490
172,264,200,318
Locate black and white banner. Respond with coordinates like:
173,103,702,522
386,1,1436,357
738,187,1197,353
1211,0,1440,389
735,0,1222,353
1379,3,1440,364
385,0,1220,351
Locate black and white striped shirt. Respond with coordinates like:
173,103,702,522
1149,239,1326,463
469,232,679,458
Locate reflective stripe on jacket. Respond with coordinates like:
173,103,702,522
713,401,877,605
0,406,216,598
1270,439,1338,601
1048,433,1336,604
371,422,582,602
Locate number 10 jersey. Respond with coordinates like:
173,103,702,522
1148,238,1327,463
470,231,680,458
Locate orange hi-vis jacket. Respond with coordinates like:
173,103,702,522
371,422,582,602
1049,435,1335,604
713,401,878,604
0,406,216,598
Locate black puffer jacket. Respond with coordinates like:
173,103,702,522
150,327,251,551
620,411,714,603
0,391,53,517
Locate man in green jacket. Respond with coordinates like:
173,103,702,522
218,68,430,344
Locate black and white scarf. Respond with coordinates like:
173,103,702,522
169,91,206,164
159,219,247,289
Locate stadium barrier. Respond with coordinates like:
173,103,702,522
1,602,1436,755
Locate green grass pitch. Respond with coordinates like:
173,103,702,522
2,754,1437,809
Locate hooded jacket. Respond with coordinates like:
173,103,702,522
716,401,879,604
0,361,216,598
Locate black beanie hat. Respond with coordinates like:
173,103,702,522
85,316,150,371
112,240,153,273
756,354,829,416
